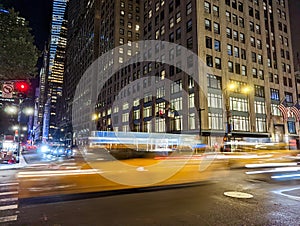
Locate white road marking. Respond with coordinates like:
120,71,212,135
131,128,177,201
0,204,18,211
0,215,18,223
0,191,18,196
273,187,300,201
0,183,18,187
0,197,18,203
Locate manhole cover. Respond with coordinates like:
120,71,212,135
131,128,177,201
224,191,253,199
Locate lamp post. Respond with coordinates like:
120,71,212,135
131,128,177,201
198,108,205,139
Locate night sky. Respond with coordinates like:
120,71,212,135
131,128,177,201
0,0,52,135
0,0,53,51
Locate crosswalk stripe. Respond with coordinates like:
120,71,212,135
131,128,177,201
0,204,18,211
0,197,18,203
0,215,18,223
0,191,18,196
0,183,18,187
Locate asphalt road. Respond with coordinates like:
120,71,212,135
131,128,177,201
1,149,298,225
13,168,300,226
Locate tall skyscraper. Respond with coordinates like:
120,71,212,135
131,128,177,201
46,0,68,140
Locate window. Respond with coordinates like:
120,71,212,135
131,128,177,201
176,28,181,39
228,61,234,72
257,39,262,49
189,113,196,130
241,49,246,60
250,37,255,47
169,1,174,13
256,118,266,132
238,2,243,12
235,63,240,74
206,36,212,49
206,55,213,67
204,1,211,13
254,101,266,114
230,97,249,112
207,74,222,89
205,19,211,31
251,52,256,63
233,14,238,25
170,97,183,110
233,30,239,41
234,46,239,58
187,19,192,32
252,68,257,78
187,37,193,49
232,0,237,9
254,85,265,97
176,12,181,23
169,17,174,28
270,88,280,101
241,65,247,76
240,33,245,43
288,122,296,134
288,78,293,87
189,93,195,108
214,39,221,52
249,7,253,17
226,28,232,38
239,17,244,28
208,113,223,130
169,32,174,42
283,77,287,86
258,55,263,64
249,22,254,32
214,22,220,34
274,74,279,84
213,5,219,17
258,70,264,80
285,92,293,103
215,57,222,69
255,10,260,20
256,24,261,34
269,72,274,83
271,104,281,116
208,93,223,108
186,2,192,15
226,11,231,22
227,44,233,56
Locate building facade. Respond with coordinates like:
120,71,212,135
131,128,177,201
63,0,298,146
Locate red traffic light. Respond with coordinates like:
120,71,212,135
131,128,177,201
14,81,29,93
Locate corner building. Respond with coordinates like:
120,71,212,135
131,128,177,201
94,0,297,146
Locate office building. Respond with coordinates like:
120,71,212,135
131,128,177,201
65,0,297,146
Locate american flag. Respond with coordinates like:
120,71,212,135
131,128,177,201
290,102,300,121
278,100,288,121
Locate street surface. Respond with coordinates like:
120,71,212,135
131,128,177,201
0,149,299,225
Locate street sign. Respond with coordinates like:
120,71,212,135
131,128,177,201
1,82,14,98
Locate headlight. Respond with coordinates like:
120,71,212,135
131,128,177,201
41,145,49,152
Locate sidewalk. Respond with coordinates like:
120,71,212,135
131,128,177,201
0,154,27,170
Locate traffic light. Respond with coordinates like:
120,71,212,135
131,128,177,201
14,81,29,98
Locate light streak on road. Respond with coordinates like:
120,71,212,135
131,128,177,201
245,162,299,168
246,166,300,175
17,169,101,178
